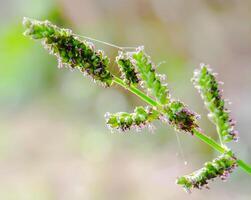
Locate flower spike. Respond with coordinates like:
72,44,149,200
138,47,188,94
131,46,170,105
105,106,159,132
192,64,238,143
23,17,113,86
176,152,237,192
164,100,199,134
128,47,199,134
116,51,140,86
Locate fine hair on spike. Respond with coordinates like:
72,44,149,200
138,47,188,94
74,34,138,51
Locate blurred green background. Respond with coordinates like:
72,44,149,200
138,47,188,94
0,0,251,199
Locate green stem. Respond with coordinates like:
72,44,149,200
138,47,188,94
237,159,251,174
216,126,224,146
113,76,158,107
113,76,251,175
192,128,226,153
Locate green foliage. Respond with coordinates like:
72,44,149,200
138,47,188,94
23,18,251,193
192,64,238,143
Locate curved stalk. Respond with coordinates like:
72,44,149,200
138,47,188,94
113,76,251,175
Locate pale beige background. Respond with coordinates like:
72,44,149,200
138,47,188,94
0,0,251,199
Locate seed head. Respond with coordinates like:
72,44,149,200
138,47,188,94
176,152,237,192
23,17,113,87
131,47,170,105
105,106,159,132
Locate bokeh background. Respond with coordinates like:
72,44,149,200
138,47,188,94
1,0,251,199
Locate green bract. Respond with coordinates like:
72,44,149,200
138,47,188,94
23,17,113,86
177,152,237,192
105,106,159,132
192,64,238,143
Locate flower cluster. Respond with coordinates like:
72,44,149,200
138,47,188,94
116,51,139,86
24,18,245,192
164,100,199,134
23,17,113,87
176,152,237,192
129,47,199,133
131,47,170,105
105,106,159,132
192,64,238,142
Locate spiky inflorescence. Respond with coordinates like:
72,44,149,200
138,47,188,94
105,106,159,132
176,152,237,192
23,18,250,193
192,64,238,143
116,51,140,86
128,47,199,134
163,100,199,134
23,17,113,86
131,46,170,105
